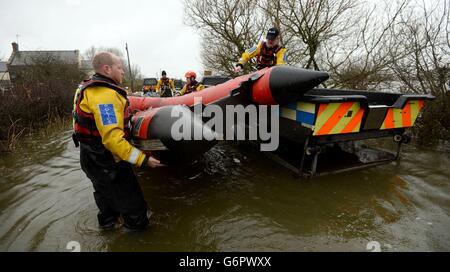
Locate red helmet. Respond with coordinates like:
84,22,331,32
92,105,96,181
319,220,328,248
185,71,196,79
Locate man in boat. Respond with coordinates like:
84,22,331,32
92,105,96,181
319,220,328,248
72,51,163,231
179,70,205,95
156,70,175,97
234,27,287,73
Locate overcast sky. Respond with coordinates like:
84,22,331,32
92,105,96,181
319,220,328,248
0,0,202,79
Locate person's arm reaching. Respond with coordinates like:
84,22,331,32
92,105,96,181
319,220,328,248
235,42,262,72
85,87,156,167
180,84,187,95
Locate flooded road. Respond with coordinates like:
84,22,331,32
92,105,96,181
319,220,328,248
0,128,449,252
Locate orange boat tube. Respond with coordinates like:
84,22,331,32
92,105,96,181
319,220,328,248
129,65,329,156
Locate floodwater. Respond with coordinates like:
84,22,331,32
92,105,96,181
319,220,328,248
0,128,449,252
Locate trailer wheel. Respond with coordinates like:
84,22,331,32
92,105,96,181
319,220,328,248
305,146,321,156
393,134,402,142
401,134,411,144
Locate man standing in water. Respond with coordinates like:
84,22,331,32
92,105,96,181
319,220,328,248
72,52,163,230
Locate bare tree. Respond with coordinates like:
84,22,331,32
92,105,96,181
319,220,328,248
388,0,449,96
386,0,450,143
276,0,358,71
185,0,449,143
322,0,410,89
185,0,447,92
187,0,407,81
82,46,97,63
184,0,265,75
123,64,143,90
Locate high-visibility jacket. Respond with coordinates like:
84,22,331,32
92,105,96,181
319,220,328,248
156,78,175,92
72,74,148,167
238,41,287,69
180,81,205,95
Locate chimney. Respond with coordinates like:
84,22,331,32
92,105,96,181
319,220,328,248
12,42,18,53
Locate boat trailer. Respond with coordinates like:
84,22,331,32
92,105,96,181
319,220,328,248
269,89,434,179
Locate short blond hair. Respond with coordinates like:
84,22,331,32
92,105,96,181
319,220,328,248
92,51,116,72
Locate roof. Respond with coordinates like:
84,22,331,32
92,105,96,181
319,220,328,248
0,62,7,72
9,50,80,66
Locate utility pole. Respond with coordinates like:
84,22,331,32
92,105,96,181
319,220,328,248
125,43,134,91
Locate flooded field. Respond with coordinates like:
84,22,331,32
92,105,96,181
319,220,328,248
0,129,449,251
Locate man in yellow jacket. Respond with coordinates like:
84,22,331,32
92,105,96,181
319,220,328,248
72,52,163,230
235,27,287,72
156,70,175,97
179,71,205,95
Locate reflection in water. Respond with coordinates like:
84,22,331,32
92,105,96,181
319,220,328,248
0,129,449,251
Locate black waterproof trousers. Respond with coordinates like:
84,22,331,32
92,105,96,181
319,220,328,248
80,142,149,230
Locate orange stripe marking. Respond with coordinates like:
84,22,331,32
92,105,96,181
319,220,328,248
317,104,327,118
341,108,364,133
418,100,424,109
317,102,354,135
384,108,394,129
402,102,412,127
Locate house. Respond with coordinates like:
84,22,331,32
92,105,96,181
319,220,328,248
0,62,10,80
6,42,94,82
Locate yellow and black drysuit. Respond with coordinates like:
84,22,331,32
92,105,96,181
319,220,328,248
72,73,150,230
237,41,287,70
179,80,205,95
156,78,175,97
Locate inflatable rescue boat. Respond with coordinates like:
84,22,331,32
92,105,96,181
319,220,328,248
129,65,328,159
129,65,434,176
